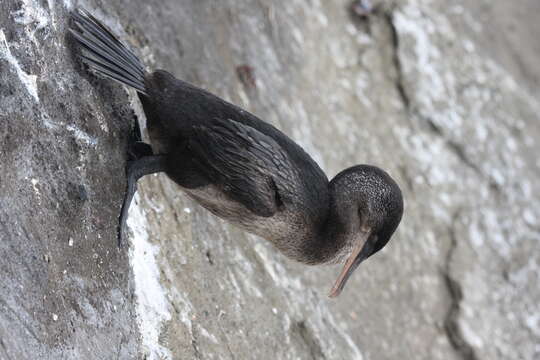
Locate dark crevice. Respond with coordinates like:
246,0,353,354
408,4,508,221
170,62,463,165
426,117,444,135
291,321,326,360
381,8,411,111
443,213,479,360
375,6,492,185
206,250,214,265
423,118,506,197
423,117,486,178
443,273,478,360
446,140,482,175
359,3,409,110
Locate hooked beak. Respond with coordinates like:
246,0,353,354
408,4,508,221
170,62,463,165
328,231,374,298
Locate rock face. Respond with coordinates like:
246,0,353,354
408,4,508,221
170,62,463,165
1,0,539,359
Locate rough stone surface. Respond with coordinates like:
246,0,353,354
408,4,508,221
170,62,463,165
1,0,539,359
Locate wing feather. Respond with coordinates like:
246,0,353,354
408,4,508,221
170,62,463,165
189,118,299,217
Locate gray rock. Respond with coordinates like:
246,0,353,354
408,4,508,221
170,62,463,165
1,0,538,359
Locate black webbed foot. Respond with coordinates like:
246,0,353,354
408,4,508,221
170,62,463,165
117,155,168,247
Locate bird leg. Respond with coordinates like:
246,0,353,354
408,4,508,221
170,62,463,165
118,154,168,247
127,141,154,160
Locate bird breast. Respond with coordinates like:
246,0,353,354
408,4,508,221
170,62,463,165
183,184,312,262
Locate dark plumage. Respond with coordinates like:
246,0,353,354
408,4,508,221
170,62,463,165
69,9,403,297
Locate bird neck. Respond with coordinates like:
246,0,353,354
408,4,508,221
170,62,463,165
298,187,352,265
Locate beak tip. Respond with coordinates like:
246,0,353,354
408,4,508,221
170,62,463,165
328,231,374,300
328,287,341,298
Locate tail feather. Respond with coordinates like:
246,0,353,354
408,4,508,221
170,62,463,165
72,10,144,77
70,9,147,94
69,28,144,88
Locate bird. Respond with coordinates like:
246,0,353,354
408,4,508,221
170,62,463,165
69,8,403,298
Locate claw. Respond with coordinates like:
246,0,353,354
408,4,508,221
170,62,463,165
118,161,138,247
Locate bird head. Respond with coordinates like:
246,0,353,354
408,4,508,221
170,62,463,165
327,165,403,298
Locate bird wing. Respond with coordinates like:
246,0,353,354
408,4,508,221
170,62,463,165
188,118,299,217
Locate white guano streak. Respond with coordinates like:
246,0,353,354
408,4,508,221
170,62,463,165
127,195,172,360
0,30,39,102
